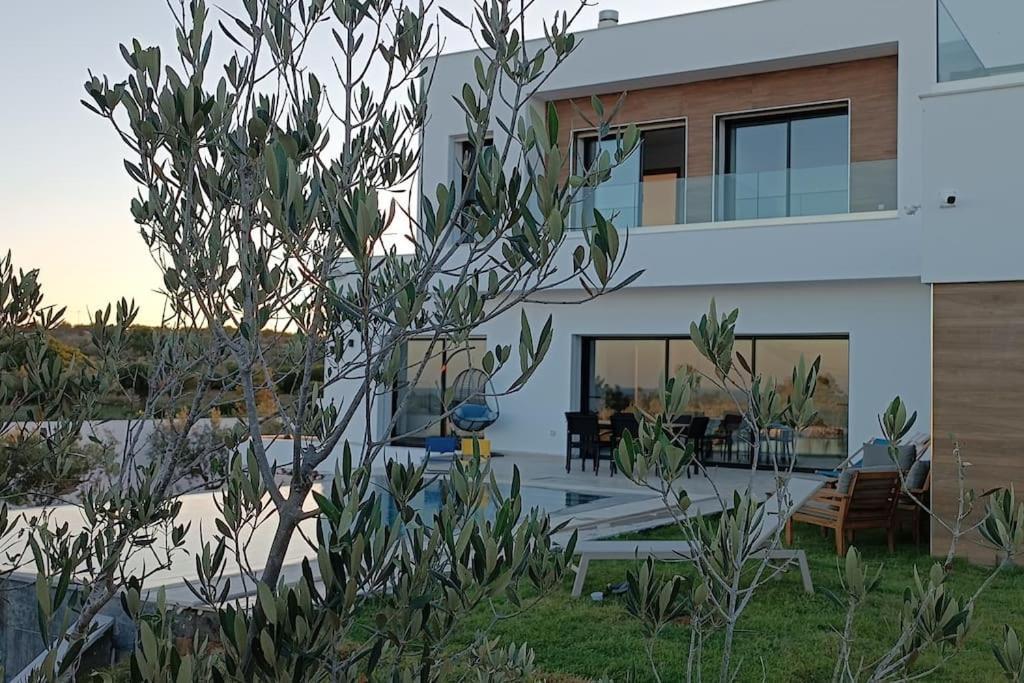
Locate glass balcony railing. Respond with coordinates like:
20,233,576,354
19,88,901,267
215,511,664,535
570,159,897,230
938,0,1024,82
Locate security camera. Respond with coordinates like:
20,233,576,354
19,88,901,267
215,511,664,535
940,190,959,208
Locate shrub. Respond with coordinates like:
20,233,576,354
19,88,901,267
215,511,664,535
0,431,117,504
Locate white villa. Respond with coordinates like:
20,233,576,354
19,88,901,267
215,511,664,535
328,0,1024,563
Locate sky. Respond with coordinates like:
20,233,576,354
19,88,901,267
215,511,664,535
0,0,752,325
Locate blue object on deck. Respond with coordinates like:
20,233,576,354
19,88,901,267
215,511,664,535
425,436,458,459
452,403,497,427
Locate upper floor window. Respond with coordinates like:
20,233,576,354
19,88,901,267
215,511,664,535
938,0,1024,82
573,123,686,229
454,136,494,240
717,105,850,221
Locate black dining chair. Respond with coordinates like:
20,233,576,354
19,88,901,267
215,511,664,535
565,412,600,473
608,412,641,476
714,413,744,462
684,416,711,477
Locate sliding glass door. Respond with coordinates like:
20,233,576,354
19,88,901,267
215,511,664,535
719,106,850,220
393,339,486,443
394,340,445,441
581,336,849,469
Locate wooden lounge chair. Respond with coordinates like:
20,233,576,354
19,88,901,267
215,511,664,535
785,469,901,556
571,476,824,598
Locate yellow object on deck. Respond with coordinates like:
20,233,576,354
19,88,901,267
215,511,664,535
461,437,491,458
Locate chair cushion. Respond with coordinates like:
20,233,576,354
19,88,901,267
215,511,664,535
836,469,856,494
456,404,491,420
862,442,916,471
906,459,930,490
896,445,918,472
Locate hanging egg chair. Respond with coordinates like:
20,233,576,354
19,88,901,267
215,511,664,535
447,368,499,434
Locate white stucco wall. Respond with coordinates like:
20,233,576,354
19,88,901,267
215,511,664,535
475,279,932,459
920,79,1024,283
419,0,937,289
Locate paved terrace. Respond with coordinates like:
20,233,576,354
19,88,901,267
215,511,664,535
6,447,801,607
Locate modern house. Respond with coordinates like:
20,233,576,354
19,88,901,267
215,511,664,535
329,0,1024,563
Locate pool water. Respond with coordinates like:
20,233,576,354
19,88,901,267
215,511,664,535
380,480,606,523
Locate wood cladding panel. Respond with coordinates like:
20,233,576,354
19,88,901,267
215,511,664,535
932,282,1024,565
551,56,898,179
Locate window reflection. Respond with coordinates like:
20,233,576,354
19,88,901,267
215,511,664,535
720,107,850,220
754,339,849,461
668,339,752,417
394,339,486,441
576,124,686,229
582,336,850,467
586,339,664,418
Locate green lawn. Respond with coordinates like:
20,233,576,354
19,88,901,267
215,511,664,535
454,522,1024,682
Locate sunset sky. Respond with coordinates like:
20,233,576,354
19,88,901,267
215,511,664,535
0,0,751,325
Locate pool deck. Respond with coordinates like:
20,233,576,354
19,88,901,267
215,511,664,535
7,448,808,608
395,447,793,542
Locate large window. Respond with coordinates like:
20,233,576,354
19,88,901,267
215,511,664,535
754,338,850,462
581,336,849,466
393,338,486,442
718,105,850,220
574,123,686,229
668,339,753,417
584,339,666,417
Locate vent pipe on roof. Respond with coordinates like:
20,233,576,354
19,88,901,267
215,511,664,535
598,9,619,28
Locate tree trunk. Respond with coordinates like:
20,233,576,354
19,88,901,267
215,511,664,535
258,492,307,588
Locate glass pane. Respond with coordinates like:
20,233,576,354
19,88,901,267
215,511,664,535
754,339,850,466
938,0,1024,82
579,136,642,229
640,126,686,227
444,339,486,382
724,121,788,220
395,340,444,439
668,339,753,418
587,340,665,419
641,127,686,176
789,113,849,216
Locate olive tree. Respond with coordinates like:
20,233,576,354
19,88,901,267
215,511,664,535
8,0,643,679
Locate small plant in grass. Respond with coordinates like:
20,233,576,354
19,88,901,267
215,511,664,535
820,400,1024,682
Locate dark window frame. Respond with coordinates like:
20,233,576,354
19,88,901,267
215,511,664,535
579,334,850,466
454,136,495,242
716,103,851,220
391,337,487,443
572,121,688,228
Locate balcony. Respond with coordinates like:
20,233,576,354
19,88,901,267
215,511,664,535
938,0,1024,82
571,159,898,231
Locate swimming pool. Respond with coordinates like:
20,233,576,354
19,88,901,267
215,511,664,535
7,480,615,601
379,480,607,524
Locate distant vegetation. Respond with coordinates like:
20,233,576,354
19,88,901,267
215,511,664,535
8,325,323,420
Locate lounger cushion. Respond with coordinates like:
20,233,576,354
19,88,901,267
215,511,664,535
862,443,916,470
907,460,930,490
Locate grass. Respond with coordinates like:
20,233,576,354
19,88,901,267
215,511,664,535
450,521,1024,682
